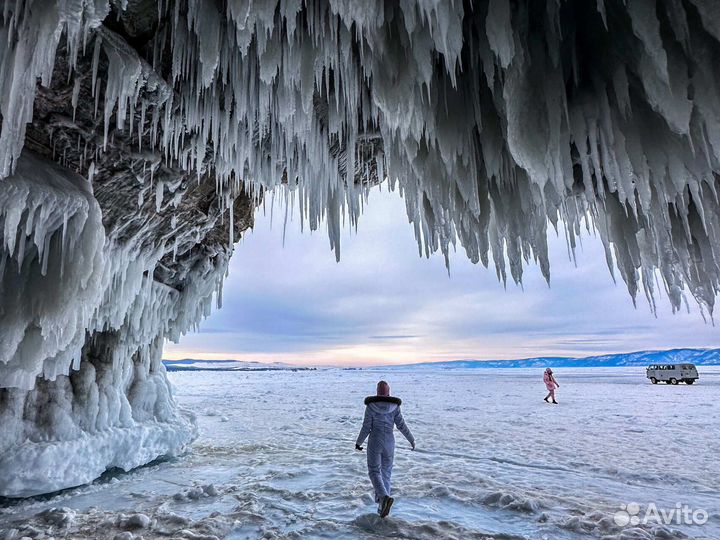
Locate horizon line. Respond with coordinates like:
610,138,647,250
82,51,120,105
162,346,719,368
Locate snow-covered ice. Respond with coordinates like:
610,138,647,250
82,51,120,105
2,367,718,540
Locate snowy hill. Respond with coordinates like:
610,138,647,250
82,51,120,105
380,348,720,370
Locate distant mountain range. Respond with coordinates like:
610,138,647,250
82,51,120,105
378,348,720,369
165,348,720,372
162,359,316,372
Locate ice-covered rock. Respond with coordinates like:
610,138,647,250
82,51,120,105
1,0,720,497
0,151,225,497
0,43,254,495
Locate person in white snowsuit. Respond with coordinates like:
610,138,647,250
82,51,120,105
355,381,415,518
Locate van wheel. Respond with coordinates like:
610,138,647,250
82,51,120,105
670,378,678,385
650,377,657,384
686,379,694,385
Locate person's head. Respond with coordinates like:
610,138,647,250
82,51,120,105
546,368,553,374
377,380,390,396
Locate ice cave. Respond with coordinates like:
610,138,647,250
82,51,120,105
0,0,719,497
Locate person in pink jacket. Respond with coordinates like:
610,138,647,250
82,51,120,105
543,368,559,404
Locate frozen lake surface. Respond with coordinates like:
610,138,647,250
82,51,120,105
2,367,719,540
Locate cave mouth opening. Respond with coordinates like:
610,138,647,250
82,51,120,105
165,183,717,369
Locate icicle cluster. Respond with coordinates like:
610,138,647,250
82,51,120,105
0,152,227,392
2,0,720,314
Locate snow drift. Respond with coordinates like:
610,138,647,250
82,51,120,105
1,0,720,496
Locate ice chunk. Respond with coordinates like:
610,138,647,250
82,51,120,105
123,513,152,529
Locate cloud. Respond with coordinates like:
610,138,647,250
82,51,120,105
368,335,420,340
164,187,720,365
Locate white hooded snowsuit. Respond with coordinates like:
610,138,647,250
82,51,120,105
355,396,415,503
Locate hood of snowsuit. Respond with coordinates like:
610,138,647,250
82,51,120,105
364,395,402,414
364,396,402,406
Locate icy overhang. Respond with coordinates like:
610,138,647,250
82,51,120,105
1,0,720,313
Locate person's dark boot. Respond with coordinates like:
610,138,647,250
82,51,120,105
543,396,549,402
552,400,558,404
379,496,394,518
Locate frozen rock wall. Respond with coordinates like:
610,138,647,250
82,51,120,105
0,4,255,496
0,147,250,497
1,0,720,496
0,137,254,494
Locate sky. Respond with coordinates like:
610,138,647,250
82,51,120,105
164,186,720,366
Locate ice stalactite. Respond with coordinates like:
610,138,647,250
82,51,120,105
1,0,720,496
0,0,110,178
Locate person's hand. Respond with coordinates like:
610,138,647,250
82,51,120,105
355,444,363,451
411,442,416,451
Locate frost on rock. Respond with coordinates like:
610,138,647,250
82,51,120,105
1,0,720,496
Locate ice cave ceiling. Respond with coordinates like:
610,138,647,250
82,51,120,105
3,0,720,312
0,0,720,497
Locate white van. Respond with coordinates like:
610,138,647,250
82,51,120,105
646,364,699,385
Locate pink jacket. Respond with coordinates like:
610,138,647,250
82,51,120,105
544,372,557,390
